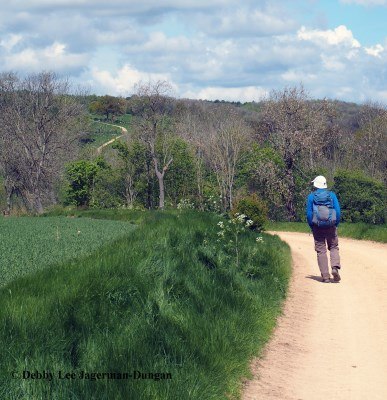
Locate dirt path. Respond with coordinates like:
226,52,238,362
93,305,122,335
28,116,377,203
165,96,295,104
242,231,387,400
96,123,128,154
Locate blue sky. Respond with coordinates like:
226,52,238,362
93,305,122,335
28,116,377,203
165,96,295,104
299,0,386,45
0,0,386,103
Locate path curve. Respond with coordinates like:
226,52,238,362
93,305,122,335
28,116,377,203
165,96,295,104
96,122,128,154
242,231,387,400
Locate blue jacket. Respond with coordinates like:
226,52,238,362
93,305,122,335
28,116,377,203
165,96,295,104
306,189,341,228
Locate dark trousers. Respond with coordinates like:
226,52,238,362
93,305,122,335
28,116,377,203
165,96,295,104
312,226,341,279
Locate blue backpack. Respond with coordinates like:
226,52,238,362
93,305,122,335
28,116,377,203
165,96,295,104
312,190,337,228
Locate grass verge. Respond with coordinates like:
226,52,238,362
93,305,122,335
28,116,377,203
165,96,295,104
0,210,290,400
266,221,387,243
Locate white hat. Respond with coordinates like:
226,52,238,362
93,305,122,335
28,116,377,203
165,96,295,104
311,175,327,189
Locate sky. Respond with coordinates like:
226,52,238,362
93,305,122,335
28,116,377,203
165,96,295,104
0,0,386,103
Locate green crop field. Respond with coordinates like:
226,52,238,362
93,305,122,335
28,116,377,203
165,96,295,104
0,216,136,287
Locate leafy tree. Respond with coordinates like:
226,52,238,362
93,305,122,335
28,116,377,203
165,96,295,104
240,144,288,220
90,168,124,208
333,170,386,224
89,95,127,122
112,139,149,208
64,159,107,207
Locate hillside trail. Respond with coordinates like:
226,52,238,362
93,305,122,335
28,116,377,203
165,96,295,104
96,122,128,154
242,231,387,400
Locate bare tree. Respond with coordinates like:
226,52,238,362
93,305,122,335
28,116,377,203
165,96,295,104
260,85,333,220
206,105,252,210
0,71,87,214
129,80,175,210
179,101,251,211
355,102,387,182
176,100,212,209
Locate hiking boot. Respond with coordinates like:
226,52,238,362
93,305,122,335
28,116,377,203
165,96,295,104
332,267,341,282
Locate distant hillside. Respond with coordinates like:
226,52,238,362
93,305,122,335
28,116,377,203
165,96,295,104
82,94,366,134
241,99,364,133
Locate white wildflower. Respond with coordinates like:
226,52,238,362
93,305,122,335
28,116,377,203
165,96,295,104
237,214,246,223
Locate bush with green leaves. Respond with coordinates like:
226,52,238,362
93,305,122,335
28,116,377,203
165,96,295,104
90,168,124,208
232,193,268,231
64,158,110,207
64,160,100,207
333,170,386,224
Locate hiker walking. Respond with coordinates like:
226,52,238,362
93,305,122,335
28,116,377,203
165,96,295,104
306,175,342,283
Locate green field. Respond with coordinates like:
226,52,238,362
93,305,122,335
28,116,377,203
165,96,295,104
0,216,136,287
86,121,124,148
0,210,291,400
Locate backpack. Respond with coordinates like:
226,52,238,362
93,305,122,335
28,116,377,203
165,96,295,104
312,190,337,228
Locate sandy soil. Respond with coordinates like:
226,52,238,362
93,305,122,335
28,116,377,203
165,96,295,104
242,231,387,400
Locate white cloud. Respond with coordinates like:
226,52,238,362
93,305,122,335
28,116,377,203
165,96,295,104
44,42,66,58
139,31,192,53
3,42,90,72
365,44,385,57
183,86,268,102
320,54,346,71
281,70,317,82
0,2,386,104
202,7,297,37
297,25,361,48
0,34,23,51
89,64,175,95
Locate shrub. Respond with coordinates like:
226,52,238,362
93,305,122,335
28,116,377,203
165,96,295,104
232,194,268,231
64,160,100,207
90,168,124,209
333,170,386,224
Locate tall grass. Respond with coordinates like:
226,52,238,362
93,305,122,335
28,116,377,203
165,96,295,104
0,211,290,400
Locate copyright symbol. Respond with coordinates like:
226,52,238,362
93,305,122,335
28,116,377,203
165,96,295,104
11,371,18,379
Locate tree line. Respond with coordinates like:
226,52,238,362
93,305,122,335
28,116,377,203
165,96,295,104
0,71,386,223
